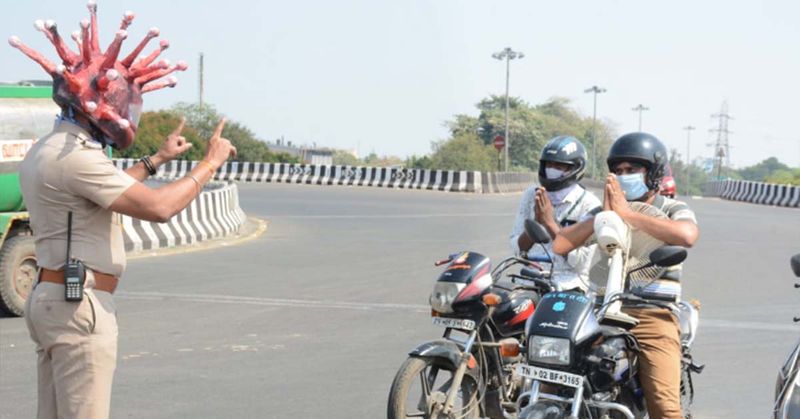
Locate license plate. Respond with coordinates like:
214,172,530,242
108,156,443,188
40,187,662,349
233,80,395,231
516,364,584,388
432,317,476,331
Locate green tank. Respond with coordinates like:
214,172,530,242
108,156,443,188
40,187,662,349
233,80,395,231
0,82,58,315
0,83,58,212
0,166,25,212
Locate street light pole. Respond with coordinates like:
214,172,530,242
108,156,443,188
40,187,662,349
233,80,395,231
584,86,606,179
683,125,695,193
492,47,524,172
632,104,649,131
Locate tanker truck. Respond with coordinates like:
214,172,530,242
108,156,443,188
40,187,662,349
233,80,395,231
0,82,59,315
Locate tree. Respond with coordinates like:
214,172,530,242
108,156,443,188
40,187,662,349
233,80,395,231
442,95,615,174
332,150,360,166
115,111,206,160
737,157,790,182
170,102,298,163
765,168,800,185
428,133,497,171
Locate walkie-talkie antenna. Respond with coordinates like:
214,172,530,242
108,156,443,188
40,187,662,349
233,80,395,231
66,211,73,261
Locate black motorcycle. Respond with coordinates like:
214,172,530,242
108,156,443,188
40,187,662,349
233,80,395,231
773,253,800,419
515,218,703,419
387,250,553,419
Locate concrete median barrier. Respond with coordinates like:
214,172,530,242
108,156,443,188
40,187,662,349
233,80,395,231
705,180,800,208
113,159,548,194
121,180,246,252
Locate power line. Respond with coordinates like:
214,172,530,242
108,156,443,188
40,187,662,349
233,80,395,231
709,101,733,179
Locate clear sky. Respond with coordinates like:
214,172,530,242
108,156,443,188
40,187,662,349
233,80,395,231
3,0,799,167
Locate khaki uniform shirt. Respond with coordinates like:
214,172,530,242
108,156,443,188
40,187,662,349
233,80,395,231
19,121,136,277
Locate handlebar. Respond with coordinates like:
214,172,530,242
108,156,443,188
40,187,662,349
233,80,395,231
525,255,552,264
603,292,674,310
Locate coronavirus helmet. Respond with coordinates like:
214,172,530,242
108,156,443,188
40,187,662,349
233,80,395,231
8,1,187,149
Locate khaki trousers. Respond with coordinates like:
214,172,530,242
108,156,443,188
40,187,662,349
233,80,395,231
625,307,682,419
24,274,118,419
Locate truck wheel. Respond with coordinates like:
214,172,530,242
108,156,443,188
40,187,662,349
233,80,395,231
0,235,37,316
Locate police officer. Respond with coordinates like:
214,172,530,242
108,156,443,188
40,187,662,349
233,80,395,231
510,135,601,290
13,5,236,418
553,132,700,419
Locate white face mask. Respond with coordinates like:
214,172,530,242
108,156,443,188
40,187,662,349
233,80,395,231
545,168,566,180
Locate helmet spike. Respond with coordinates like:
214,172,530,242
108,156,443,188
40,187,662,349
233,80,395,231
129,38,168,73
120,27,159,68
87,0,100,53
8,36,57,75
142,76,178,94
120,11,135,31
100,30,127,71
134,61,187,86
41,20,80,67
80,19,92,63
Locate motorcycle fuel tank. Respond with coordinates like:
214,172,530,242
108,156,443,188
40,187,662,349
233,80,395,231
489,288,537,337
525,291,599,344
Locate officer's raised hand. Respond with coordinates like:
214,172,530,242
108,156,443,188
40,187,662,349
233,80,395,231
155,117,193,162
203,118,237,169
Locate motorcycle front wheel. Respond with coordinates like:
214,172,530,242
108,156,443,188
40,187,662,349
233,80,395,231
387,357,479,419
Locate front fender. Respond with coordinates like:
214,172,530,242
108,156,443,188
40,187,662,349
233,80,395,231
409,339,463,369
408,339,479,380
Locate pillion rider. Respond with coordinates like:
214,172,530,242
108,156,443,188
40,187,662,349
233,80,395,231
510,135,601,291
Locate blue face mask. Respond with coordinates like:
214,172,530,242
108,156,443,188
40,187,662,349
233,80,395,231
616,173,649,201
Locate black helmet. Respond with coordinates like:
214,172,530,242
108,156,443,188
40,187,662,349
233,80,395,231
606,132,669,191
538,135,587,191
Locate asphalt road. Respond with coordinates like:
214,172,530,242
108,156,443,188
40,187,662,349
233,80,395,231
1,182,799,418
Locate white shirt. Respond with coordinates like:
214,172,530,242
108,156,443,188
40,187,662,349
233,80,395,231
509,184,602,290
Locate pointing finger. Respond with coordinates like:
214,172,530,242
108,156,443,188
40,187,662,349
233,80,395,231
212,118,227,139
171,117,186,136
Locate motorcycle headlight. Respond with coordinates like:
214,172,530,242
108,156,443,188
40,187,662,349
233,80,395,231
429,282,465,314
528,336,570,366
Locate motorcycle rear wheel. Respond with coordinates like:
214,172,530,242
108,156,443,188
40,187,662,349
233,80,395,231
387,357,479,419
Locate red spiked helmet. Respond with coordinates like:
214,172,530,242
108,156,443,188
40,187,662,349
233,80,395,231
8,1,187,149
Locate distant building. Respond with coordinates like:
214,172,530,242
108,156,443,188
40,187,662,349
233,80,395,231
270,139,333,166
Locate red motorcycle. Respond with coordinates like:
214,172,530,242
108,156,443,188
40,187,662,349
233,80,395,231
387,250,552,419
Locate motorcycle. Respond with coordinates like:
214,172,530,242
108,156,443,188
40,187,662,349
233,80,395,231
773,253,800,419
515,210,703,419
387,249,555,419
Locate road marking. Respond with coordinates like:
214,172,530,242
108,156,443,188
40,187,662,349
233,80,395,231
700,318,798,332
116,291,429,312
116,291,800,332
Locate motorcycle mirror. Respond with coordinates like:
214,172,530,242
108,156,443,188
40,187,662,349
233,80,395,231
791,254,800,277
524,219,551,244
648,246,688,267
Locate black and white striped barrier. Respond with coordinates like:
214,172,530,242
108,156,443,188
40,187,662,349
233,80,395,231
705,180,800,208
114,159,484,193
121,181,246,252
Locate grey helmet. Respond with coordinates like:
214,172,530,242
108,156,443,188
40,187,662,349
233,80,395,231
607,132,669,191
538,136,587,191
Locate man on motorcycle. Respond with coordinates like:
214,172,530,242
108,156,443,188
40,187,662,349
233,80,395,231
510,135,601,290
552,132,700,419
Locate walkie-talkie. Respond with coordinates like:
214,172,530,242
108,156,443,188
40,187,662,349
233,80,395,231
64,211,85,302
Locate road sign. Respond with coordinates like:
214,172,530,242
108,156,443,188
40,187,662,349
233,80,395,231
494,135,505,151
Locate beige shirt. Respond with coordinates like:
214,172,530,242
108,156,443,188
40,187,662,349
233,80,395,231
19,121,136,277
